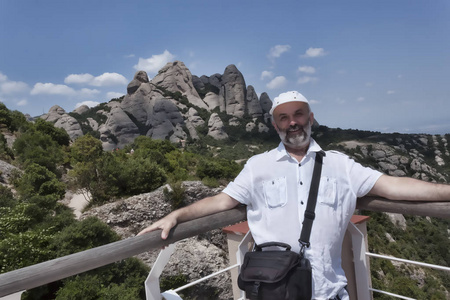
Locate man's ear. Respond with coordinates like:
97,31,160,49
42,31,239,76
272,119,278,131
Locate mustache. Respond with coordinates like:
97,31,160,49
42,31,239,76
287,124,303,132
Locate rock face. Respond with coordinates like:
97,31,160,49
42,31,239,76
40,105,83,140
152,61,208,110
0,159,19,184
221,65,247,117
80,181,232,300
208,113,228,140
338,135,448,183
246,85,263,118
41,61,274,150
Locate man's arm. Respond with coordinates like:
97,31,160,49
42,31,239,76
137,192,240,239
369,174,450,201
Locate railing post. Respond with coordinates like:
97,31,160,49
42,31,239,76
145,243,177,300
223,222,251,300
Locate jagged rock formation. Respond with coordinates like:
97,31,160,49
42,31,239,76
208,113,228,140
40,61,274,150
40,105,84,140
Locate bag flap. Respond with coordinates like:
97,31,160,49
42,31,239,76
239,250,299,283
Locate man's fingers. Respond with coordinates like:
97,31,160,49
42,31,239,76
137,215,177,239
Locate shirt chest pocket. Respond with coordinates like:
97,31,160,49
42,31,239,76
262,177,288,208
318,177,337,206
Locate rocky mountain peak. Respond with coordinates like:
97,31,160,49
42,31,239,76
41,61,275,150
40,105,83,140
127,70,150,95
151,61,208,110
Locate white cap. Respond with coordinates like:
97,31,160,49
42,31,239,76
269,91,309,115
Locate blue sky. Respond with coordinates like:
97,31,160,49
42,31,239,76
1,0,449,134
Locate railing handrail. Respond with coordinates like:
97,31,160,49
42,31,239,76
0,206,247,297
0,198,449,297
357,197,450,219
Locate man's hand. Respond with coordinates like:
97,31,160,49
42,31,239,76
137,193,240,240
137,212,178,239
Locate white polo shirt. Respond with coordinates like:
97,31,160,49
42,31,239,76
223,139,382,299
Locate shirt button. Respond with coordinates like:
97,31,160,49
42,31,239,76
301,201,304,205
300,181,303,185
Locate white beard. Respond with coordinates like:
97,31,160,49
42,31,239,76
278,122,312,149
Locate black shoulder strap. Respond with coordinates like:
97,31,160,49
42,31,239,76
299,150,325,254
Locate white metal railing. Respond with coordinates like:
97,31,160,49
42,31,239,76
367,252,450,300
366,252,450,272
145,230,253,300
144,223,450,300
1,200,449,299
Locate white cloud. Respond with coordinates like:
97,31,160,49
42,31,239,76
65,72,127,87
91,73,127,87
1,80,29,94
75,101,100,109
0,72,8,82
0,72,29,95
298,66,316,74
31,83,76,96
125,54,135,58
297,76,318,84
65,73,94,85
134,50,176,73
268,45,291,59
309,99,320,105
387,90,395,94
301,47,327,58
106,92,124,99
365,82,374,87
266,76,287,89
261,71,274,80
17,99,28,106
79,88,101,97
357,97,365,102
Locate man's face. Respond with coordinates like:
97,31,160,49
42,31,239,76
271,102,314,149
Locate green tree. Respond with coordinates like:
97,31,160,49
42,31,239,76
68,135,107,202
8,109,29,132
0,102,12,129
0,185,15,208
13,163,65,200
0,133,14,161
13,130,64,173
34,118,70,146
70,134,104,164
114,156,167,195
0,228,55,273
52,217,120,256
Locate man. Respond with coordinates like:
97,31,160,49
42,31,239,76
139,91,450,299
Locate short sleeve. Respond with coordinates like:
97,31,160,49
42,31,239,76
222,161,253,205
347,157,383,197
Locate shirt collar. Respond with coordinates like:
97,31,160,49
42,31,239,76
275,138,323,161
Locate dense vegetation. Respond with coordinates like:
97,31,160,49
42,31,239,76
0,103,242,299
1,100,449,299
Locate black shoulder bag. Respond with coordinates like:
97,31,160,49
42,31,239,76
238,151,324,300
